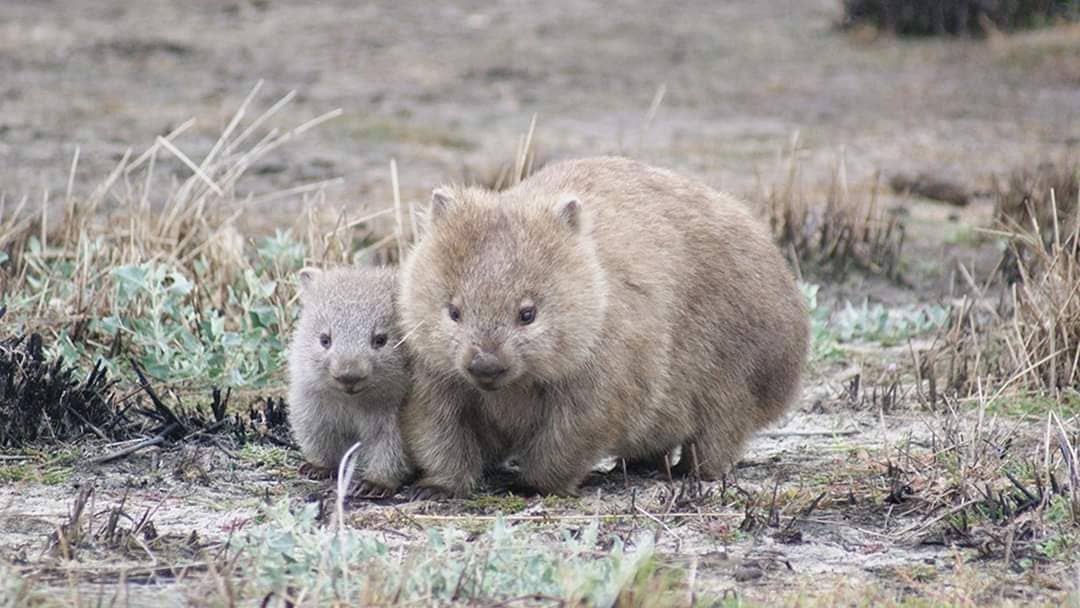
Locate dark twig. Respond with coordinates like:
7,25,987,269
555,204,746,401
129,357,186,434
90,423,179,465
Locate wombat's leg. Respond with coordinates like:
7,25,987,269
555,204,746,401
296,427,354,479
351,479,396,498
298,462,335,480
680,437,743,480
401,376,484,498
676,394,753,480
354,415,412,498
516,403,605,496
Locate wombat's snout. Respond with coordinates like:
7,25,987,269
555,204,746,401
467,351,508,388
330,358,372,393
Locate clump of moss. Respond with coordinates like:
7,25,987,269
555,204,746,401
463,494,528,514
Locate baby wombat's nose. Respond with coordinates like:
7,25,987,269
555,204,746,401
333,372,367,388
467,352,508,381
332,360,371,389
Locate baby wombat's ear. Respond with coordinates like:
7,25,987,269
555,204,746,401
554,195,584,233
297,267,321,295
429,187,455,223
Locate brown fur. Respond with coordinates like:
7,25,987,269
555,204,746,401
399,157,809,497
287,266,412,492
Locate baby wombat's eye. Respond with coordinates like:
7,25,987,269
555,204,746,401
371,333,388,349
319,333,332,349
518,305,537,325
447,304,462,323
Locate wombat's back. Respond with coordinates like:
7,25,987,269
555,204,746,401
508,157,809,469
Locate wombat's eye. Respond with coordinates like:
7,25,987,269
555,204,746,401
319,333,332,349
447,304,462,323
372,333,388,349
518,305,537,325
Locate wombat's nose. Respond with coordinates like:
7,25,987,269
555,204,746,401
333,373,366,389
467,352,507,382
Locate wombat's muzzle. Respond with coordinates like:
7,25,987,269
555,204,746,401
467,351,509,389
330,357,372,393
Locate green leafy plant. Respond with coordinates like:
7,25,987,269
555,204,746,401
801,282,845,362
830,300,950,345
43,230,308,388
231,501,660,606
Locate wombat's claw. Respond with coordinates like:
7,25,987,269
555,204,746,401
351,480,395,499
298,463,334,480
409,485,452,502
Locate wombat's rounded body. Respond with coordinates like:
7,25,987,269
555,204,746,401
399,157,809,496
287,267,412,493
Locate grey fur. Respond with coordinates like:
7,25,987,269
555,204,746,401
286,266,412,491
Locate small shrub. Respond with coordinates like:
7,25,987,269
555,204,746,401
764,144,905,280
1002,221,1080,391
938,214,1080,396
802,282,845,362
0,331,120,446
801,282,949,365
223,501,664,606
0,87,370,389
842,0,1080,36
995,160,1079,283
830,300,950,345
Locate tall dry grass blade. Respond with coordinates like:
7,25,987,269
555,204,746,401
125,118,195,175
335,440,363,531
201,80,264,170
295,108,343,136
65,146,79,206
639,82,667,149
391,158,404,262
88,148,132,215
155,137,224,196
223,89,296,156
407,200,419,245
513,114,538,188
246,178,345,208
323,207,394,240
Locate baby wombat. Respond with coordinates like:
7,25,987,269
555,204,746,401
399,157,809,497
287,266,411,496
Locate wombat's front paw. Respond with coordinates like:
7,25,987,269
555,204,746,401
535,483,581,498
298,462,334,480
351,479,398,499
408,484,455,502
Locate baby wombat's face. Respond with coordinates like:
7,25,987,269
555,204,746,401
401,186,607,391
290,267,408,399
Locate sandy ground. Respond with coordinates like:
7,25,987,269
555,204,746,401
1,0,1076,209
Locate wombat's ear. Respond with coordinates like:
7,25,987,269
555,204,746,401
554,195,583,232
430,187,455,223
298,267,321,292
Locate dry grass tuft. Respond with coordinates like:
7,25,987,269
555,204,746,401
0,81,376,322
761,136,905,280
460,115,546,192
1000,215,1080,393
0,83,413,389
936,162,1080,399
995,160,1080,279
841,0,1079,36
